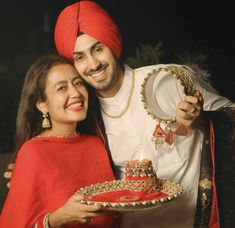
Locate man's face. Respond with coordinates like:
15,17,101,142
73,34,120,96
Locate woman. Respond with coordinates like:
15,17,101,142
0,54,116,227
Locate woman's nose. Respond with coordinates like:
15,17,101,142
70,85,82,98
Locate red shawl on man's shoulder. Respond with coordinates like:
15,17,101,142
0,133,115,227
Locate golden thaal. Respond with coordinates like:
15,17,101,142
77,179,183,210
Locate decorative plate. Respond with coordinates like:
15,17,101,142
140,66,197,147
141,65,196,122
78,179,183,212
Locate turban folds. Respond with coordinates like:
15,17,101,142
54,1,122,60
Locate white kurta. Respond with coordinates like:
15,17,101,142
98,64,235,228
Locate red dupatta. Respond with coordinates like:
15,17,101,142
0,134,115,227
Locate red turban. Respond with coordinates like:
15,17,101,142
54,1,122,60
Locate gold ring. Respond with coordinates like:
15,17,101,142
189,107,195,114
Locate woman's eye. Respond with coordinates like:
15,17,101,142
74,80,83,86
57,86,66,91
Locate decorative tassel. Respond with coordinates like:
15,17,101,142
165,130,174,145
153,124,166,137
174,124,189,136
152,125,167,154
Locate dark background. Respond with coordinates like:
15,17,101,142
0,0,234,212
0,0,234,152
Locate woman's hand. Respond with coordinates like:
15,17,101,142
48,193,104,227
176,90,204,130
6,163,117,227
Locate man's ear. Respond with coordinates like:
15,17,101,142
36,100,48,113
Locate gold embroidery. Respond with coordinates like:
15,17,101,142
199,178,212,189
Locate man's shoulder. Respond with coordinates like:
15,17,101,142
133,63,185,75
134,64,160,73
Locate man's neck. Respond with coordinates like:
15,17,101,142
97,65,125,98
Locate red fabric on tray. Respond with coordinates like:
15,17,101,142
91,190,168,203
125,176,156,180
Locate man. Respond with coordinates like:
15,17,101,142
53,2,235,227
4,1,235,227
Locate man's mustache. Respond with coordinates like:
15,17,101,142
87,63,108,75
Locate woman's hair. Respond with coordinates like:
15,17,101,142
13,54,103,160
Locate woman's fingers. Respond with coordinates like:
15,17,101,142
7,163,15,170
4,171,12,179
3,164,14,189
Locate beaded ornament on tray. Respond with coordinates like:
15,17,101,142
141,66,196,153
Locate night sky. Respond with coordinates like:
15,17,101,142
0,0,235,151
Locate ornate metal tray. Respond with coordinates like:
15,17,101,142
141,66,196,122
78,179,183,212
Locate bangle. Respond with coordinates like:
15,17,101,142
43,213,50,228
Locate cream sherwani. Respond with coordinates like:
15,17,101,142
98,64,235,228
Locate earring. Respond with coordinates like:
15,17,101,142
42,111,51,129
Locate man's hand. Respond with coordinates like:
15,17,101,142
176,90,204,130
3,163,14,188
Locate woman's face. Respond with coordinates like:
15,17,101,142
39,63,88,129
